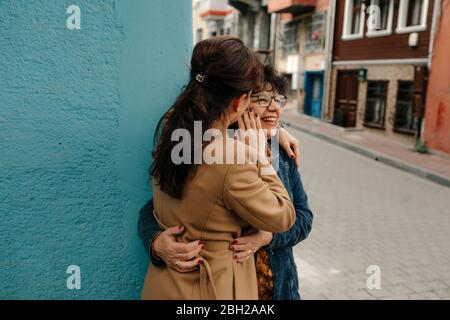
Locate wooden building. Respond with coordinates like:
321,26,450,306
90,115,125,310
326,0,439,145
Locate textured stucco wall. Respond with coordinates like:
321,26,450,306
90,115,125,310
0,0,191,299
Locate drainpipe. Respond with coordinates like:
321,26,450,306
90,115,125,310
420,0,442,144
270,12,279,68
322,0,337,121
428,0,441,70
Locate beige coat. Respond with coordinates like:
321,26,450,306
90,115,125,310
141,136,295,300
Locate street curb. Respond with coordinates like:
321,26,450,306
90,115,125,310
282,120,450,189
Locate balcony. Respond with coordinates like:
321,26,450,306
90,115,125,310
228,0,261,14
199,0,231,18
268,0,315,15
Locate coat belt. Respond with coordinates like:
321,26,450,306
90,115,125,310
153,210,220,300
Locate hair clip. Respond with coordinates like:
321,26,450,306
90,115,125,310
195,73,206,84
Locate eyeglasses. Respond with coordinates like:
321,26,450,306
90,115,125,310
250,93,287,108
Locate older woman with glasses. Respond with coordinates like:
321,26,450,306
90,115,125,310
138,64,313,300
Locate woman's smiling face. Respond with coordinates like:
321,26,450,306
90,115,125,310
249,83,285,135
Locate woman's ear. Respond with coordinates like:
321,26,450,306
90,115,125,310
233,97,241,112
228,94,247,123
232,94,244,112
242,91,252,110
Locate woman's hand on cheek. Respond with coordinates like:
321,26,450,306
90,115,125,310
236,111,268,156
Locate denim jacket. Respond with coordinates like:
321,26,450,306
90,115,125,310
138,149,313,300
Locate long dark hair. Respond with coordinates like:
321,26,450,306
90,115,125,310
151,36,264,199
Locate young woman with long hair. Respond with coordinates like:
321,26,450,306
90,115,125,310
141,36,295,300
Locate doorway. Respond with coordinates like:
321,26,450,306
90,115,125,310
334,70,359,127
304,71,324,118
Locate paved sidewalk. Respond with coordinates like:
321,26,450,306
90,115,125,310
289,128,450,300
281,111,450,188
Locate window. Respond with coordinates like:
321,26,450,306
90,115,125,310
366,0,394,37
394,81,416,134
396,0,429,33
351,1,363,33
342,0,365,40
407,0,424,26
282,21,299,54
364,81,388,128
305,13,326,52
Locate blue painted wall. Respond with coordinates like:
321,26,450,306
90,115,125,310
0,0,192,299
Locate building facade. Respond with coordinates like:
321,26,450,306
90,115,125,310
269,0,331,116
326,0,438,145
423,0,450,155
192,1,448,152
198,0,335,118
193,0,235,43
194,1,275,60
227,0,273,61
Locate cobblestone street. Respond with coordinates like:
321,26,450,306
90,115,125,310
291,128,450,300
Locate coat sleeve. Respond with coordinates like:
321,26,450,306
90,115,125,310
268,159,313,250
137,198,165,266
223,161,296,233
